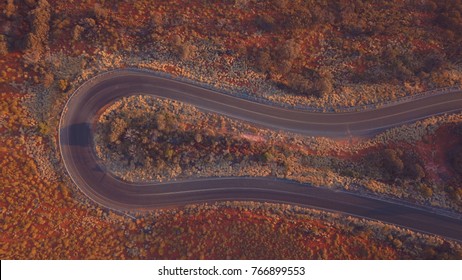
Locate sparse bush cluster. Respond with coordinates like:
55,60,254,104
379,149,426,181
342,148,426,183
95,96,272,181
23,0,51,62
247,40,333,98
0,35,8,55
4,0,461,110
237,0,461,100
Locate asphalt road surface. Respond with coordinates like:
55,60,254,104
59,69,462,241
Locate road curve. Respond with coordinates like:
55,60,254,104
59,69,462,241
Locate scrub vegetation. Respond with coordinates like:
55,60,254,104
2,0,462,109
1,0,462,260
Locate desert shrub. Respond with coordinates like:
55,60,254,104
405,163,426,181
72,25,85,41
254,48,272,72
4,0,16,18
360,148,426,182
24,0,50,61
58,79,68,92
282,69,330,98
0,35,8,55
42,72,54,88
37,122,50,135
382,149,404,177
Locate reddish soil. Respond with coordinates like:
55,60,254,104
416,125,460,183
323,124,461,187
143,207,398,259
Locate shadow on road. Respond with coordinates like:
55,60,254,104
60,123,92,147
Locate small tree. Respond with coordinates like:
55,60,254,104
382,149,404,176
255,49,272,72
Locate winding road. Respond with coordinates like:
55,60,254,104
59,69,462,241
